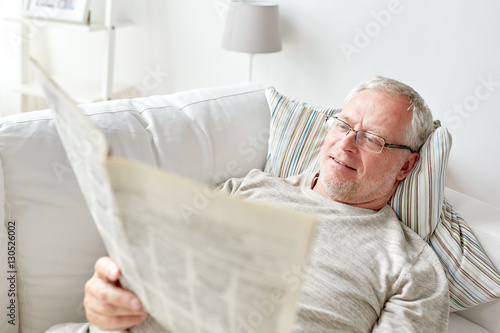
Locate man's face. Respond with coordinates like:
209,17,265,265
315,89,418,209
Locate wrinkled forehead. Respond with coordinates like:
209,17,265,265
339,89,412,141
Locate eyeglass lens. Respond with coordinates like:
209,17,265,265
326,117,385,153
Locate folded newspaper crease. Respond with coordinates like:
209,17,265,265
32,58,317,333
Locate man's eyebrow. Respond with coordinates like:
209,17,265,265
340,114,387,137
338,114,353,124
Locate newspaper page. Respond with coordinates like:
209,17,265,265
29,60,132,258
32,58,318,332
107,158,317,332
30,59,147,302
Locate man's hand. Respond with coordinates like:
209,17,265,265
84,256,148,331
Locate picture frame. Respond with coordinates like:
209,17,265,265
25,0,91,24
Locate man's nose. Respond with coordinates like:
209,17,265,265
337,130,358,150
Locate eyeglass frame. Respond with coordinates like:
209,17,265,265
324,116,418,154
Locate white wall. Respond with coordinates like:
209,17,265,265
1,0,499,207
0,2,21,116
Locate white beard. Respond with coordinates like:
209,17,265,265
318,159,402,205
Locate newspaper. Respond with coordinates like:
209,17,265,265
32,58,317,333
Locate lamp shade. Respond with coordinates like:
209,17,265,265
222,2,282,54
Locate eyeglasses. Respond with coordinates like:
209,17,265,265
325,116,418,154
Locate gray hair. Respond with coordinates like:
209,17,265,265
344,76,434,152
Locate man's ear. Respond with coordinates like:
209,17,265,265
396,152,419,181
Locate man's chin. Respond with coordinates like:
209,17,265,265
319,173,358,202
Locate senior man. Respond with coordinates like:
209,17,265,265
81,77,450,332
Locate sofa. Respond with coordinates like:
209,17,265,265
0,82,499,333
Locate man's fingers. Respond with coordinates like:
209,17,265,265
85,277,145,314
86,308,148,332
94,256,121,281
91,256,145,312
84,256,148,331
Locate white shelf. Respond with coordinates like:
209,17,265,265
14,75,133,104
11,0,134,112
4,17,133,32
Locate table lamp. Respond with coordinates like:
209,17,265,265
221,2,282,81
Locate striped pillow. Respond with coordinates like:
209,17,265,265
264,87,500,311
390,127,500,310
264,88,340,177
431,200,500,310
389,125,450,241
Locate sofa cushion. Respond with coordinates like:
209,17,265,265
0,83,270,332
0,158,16,333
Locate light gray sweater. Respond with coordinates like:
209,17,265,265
218,169,449,332
52,169,449,333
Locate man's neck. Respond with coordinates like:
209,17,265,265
311,173,395,211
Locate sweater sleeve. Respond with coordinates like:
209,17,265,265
45,322,92,333
215,169,266,196
215,176,245,196
372,245,449,332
